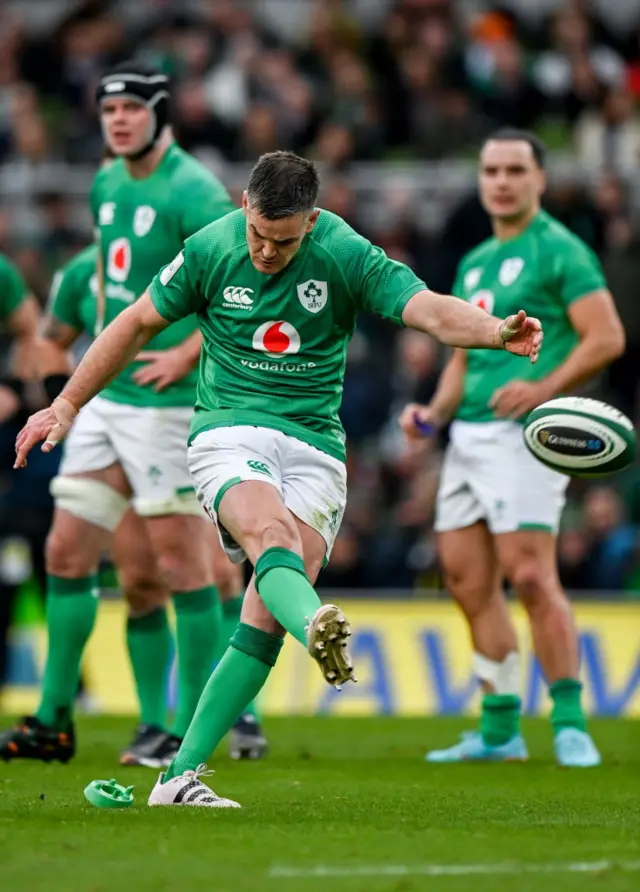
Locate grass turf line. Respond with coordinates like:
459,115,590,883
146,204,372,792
0,716,638,892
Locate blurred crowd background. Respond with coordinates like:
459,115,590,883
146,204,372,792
1,0,640,600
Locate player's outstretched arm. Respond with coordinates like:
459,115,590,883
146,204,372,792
14,291,169,468
402,289,543,361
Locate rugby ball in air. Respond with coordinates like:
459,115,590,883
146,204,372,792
523,397,636,478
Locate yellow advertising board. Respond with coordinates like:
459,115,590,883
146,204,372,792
4,600,640,717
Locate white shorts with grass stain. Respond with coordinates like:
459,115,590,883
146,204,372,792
188,425,347,563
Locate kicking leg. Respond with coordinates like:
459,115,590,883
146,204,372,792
149,482,347,807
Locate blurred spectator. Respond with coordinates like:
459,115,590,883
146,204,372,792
320,523,368,589
544,177,605,252
592,171,635,251
464,14,545,130
557,527,591,590
532,4,625,121
37,191,87,274
574,87,640,176
320,176,362,232
438,190,492,291
412,86,492,160
559,487,638,591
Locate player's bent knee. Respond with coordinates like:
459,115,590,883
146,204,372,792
50,476,129,532
509,559,556,605
442,568,492,617
250,517,302,554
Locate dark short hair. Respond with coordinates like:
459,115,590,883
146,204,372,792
247,151,320,219
482,128,546,168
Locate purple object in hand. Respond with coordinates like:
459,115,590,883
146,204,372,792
413,415,435,436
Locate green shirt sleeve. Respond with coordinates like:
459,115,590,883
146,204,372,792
348,232,427,323
551,238,607,307
0,254,28,321
178,175,235,241
149,240,204,322
47,264,83,331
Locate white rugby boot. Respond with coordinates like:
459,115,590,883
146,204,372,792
148,763,241,808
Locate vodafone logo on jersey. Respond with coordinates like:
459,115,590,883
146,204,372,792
252,321,301,356
108,237,131,283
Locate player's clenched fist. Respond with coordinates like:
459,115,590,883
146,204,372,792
14,397,78,468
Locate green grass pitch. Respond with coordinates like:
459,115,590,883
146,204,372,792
1,716,639,892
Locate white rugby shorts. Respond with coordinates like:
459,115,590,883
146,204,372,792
188,425,347,562
435,420,568,534
58,395,201,516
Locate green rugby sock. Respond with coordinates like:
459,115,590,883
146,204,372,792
171,586,222,739
164,623,282,780
126,607,173,729
36,574,100,730
255,548,321,647
550,678,586,734
217,594,260,722
480,694,522,746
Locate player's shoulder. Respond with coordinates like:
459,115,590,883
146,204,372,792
0,250,22,277
167,146,228,192
533,210,595,257
312,209,361,241
184,208,245,254
62,244,98,278
0,251,26,291
91,157,126,194
308,209,369,260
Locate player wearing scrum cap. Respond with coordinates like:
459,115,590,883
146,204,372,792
0,62,266,768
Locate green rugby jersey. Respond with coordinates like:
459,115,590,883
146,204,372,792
91,143,234,407
48,244,98,335
453,210,606,422
0,253,28,322
149,209,426,461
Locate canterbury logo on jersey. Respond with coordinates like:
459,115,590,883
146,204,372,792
223,286,254,308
